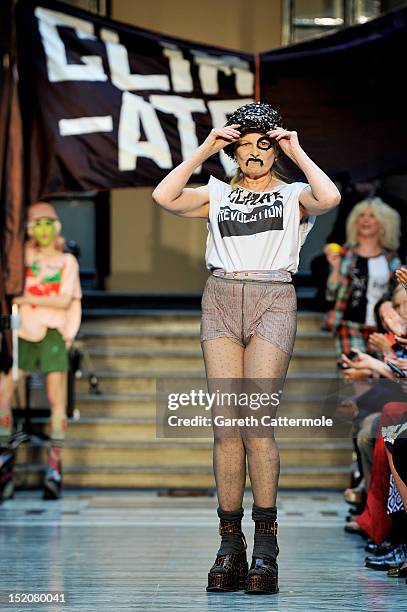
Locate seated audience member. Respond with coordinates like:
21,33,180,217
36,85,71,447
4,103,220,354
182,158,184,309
324,198,401,362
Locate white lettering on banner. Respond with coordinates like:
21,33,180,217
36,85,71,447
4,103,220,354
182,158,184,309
150,96,206,173
161,44,194,93
35,9,254,173
99,28,119,43
103,30,170,91
207,99,254,174
59,116,113,136
191,51,254,96
35,7,107,82
118,92,172,171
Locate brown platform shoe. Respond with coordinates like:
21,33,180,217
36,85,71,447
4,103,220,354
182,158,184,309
206,519,248,592
245,520,279,594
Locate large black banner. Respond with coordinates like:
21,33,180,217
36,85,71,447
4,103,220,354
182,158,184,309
15,0,407,202
260,6,407,184
16,0,255,201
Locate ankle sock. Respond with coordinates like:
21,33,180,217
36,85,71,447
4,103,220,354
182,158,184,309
217,506,245,555
50,414,67,442
252,503,279,560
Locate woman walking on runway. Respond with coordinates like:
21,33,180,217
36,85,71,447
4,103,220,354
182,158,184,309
153,102,340,594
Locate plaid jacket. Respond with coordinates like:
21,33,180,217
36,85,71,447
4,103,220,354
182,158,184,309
325,244,401,331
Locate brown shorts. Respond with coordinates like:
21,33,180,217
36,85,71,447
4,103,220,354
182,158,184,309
200,274,297,354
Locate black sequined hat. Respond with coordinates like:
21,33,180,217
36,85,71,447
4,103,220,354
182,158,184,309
223,101,283,159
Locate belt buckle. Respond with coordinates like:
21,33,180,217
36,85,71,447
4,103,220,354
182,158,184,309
232,271,237,278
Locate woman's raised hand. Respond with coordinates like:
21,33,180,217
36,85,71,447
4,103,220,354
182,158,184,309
395,267,407,288
323,244,341,269
367,332,393,354
200,124,241,157
266,127,301,159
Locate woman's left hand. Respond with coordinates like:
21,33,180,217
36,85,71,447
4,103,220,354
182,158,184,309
343,367,372,380
386,356,407,371
267,128,301,159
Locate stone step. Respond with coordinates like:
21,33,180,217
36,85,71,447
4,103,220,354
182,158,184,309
82,311,325,333
75,393,156,417
43,417,346,442
78,329,333,351
75,371,340,395
73,393,341,419
79,349,337,373
13,463,350,490
13,309,342,491
15,440,352,469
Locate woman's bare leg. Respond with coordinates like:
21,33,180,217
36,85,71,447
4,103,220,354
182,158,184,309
0,370,23,444
201,337,246,511
45,371,67,443
243,336,292,507
0,370,16,411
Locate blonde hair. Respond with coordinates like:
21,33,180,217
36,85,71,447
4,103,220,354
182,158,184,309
229,140,290,189
346,197,401,251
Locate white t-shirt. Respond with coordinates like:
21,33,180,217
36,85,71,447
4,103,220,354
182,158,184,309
205,175,316,274
366,256,391,326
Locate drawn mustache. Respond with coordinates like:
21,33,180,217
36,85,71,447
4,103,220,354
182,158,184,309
246,158,264,166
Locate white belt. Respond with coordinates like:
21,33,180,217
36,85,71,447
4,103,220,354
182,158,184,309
212,269,292,283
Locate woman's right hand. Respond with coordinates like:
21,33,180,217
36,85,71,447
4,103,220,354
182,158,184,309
199,124,241,157
12,296,26,306
367,332,393,354
323,244,341,269
379,301,407,336
341,349,376,371
395,267,407,287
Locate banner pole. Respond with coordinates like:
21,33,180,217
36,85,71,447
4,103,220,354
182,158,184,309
11,303,19,381
254,52,260,102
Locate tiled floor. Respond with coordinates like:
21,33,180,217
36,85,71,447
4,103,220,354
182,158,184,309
0,490,405,611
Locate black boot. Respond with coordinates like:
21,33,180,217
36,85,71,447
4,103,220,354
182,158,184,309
245,504,279,595
365,540,394,555
207,507,248,592
365,544,407,570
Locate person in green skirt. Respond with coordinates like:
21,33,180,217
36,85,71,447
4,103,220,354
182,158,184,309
0,202,82,500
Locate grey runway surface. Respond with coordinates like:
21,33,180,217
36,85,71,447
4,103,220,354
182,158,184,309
0,490,405,611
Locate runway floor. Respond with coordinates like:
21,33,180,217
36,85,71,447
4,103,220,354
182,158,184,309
0,489,405,611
